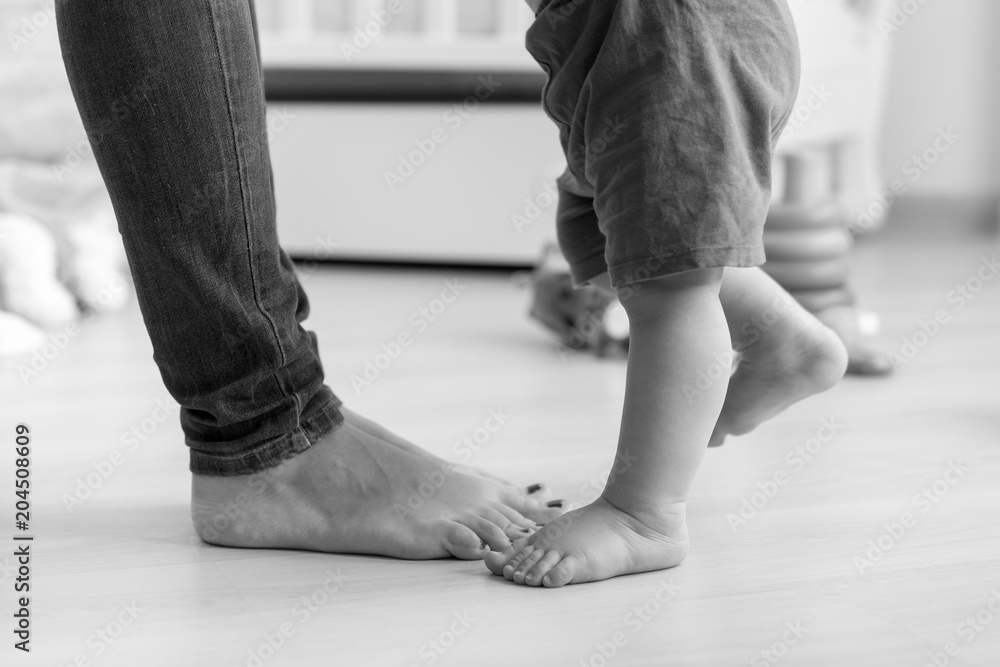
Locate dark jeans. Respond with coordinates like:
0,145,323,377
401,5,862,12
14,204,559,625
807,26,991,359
55,0,343,476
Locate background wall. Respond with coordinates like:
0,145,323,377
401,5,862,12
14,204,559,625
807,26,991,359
3,0,997,219
880,0,1000,201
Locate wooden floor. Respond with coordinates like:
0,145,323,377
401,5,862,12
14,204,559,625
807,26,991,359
1,226,998,666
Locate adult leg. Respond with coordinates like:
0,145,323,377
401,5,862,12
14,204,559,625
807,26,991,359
55,0,561,558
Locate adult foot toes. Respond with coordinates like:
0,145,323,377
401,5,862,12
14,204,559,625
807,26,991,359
476,507,535,542
500,490,570,524
442,522,493,560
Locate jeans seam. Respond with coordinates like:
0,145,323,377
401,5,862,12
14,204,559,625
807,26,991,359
205,0,291,380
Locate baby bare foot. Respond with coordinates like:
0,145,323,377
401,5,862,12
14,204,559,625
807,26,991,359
709,321,847,447
485,497,689,587
191,422,565,559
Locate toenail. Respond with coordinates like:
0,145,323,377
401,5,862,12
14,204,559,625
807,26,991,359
527,484,542,494
547,500,563,508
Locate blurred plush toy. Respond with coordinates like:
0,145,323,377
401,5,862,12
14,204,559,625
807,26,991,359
0,206,127,312
526,244,628,359
0,211,79,327
57,209,129,313
0,206,128,357
0,53,129,358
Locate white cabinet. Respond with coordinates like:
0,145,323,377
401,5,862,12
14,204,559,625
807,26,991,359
263,0,894,263
269,103,563,263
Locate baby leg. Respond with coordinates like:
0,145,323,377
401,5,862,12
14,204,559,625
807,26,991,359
710,267,848,447
486,268,730,586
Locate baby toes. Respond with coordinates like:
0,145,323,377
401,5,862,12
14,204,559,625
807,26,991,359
503,544,535,581
524,549,562,587
543,554,582,588
511,548,546,584
486,535,530,574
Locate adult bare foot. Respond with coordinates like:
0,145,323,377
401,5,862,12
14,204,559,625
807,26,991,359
339,407,552,500
486,498,689,587
191,422,566,559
